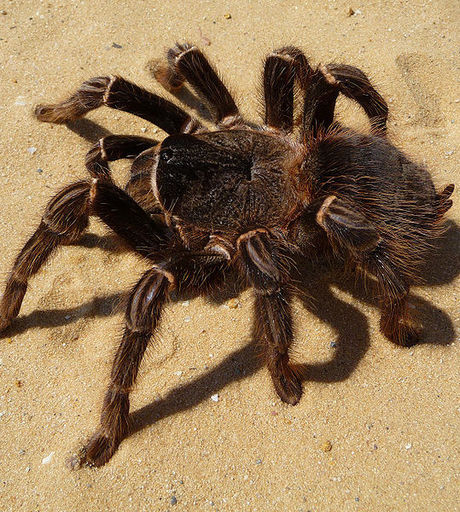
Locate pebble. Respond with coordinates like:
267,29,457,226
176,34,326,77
255,459,262,465
330,341,337,348
184,316,191,323
211,393,219,402
227,298,240,309
405,443,412,450
15,96,26,106
36,168,43,174
27,147,37,155
170,495,177,505
140,127,147,133
321,440,332,452
42,452,55,464
19,449,26,455
224,13,232,19
25,466,31,473
112,42,122,49
181,300,190,307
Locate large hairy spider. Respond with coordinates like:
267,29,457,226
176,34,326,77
0,43,454,467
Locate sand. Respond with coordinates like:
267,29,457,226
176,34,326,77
0,1,458,511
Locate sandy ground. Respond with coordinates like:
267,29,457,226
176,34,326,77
0,1,459,511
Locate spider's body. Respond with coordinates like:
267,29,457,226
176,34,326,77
0,43,453,468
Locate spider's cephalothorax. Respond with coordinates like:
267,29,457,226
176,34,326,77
0,43,454,467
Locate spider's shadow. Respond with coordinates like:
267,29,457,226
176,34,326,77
4,222,456,445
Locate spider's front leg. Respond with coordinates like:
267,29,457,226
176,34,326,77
238,230,302,405
0,180,169,333
73,251,228,468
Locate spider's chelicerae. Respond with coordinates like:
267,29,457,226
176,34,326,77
0,43,454,467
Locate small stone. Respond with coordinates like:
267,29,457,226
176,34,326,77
112,42,122,49
321,440,332,452
181,300,190,307
174,371,183,377
1,10,7,15
36,168,43,174
224,13,232,19
255,459,262,465
184,316,191,323
15,380,22,388
42,451,55,464
347,7,355,16
27,147,37,155
15,96,26,106
227,298,239,309
170,495,177,505
405,442,412,450
140,127,147,133
211,393,219,402
25,466,31,473
330,341,337,348
19,449,26,455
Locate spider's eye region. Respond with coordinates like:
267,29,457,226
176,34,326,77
160,149,174,163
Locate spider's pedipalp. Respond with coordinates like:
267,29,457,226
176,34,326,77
35,75,200,134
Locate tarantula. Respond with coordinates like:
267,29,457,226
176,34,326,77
0,43,454,467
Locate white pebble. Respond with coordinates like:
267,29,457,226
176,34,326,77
27,147,37,155
211,394,219,402
184,316,191,323
42,452,55,464
174,371,183,377
15,96,26,106
181,300,190,307
25,466,31,473
405,443,412,450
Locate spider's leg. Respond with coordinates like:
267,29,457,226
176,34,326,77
301,63,388,138
71,251,228,468
85,134,157,181
155,43,240,127
263,46,312,132
35,75,200,134
301,68,340,139
0,180,170,332
315,195,418,346
238,229,302,405
325,64,388,134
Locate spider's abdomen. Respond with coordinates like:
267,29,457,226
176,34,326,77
311,130,450,278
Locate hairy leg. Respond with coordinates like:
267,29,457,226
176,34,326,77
85,134,157,181
314,195,418,346
238,229,302,405
35,75,200,134
325,64,388,134
72,250,228,467
155,43,240,126
0,180,170,332
263,46,312,132
301,63,388,138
